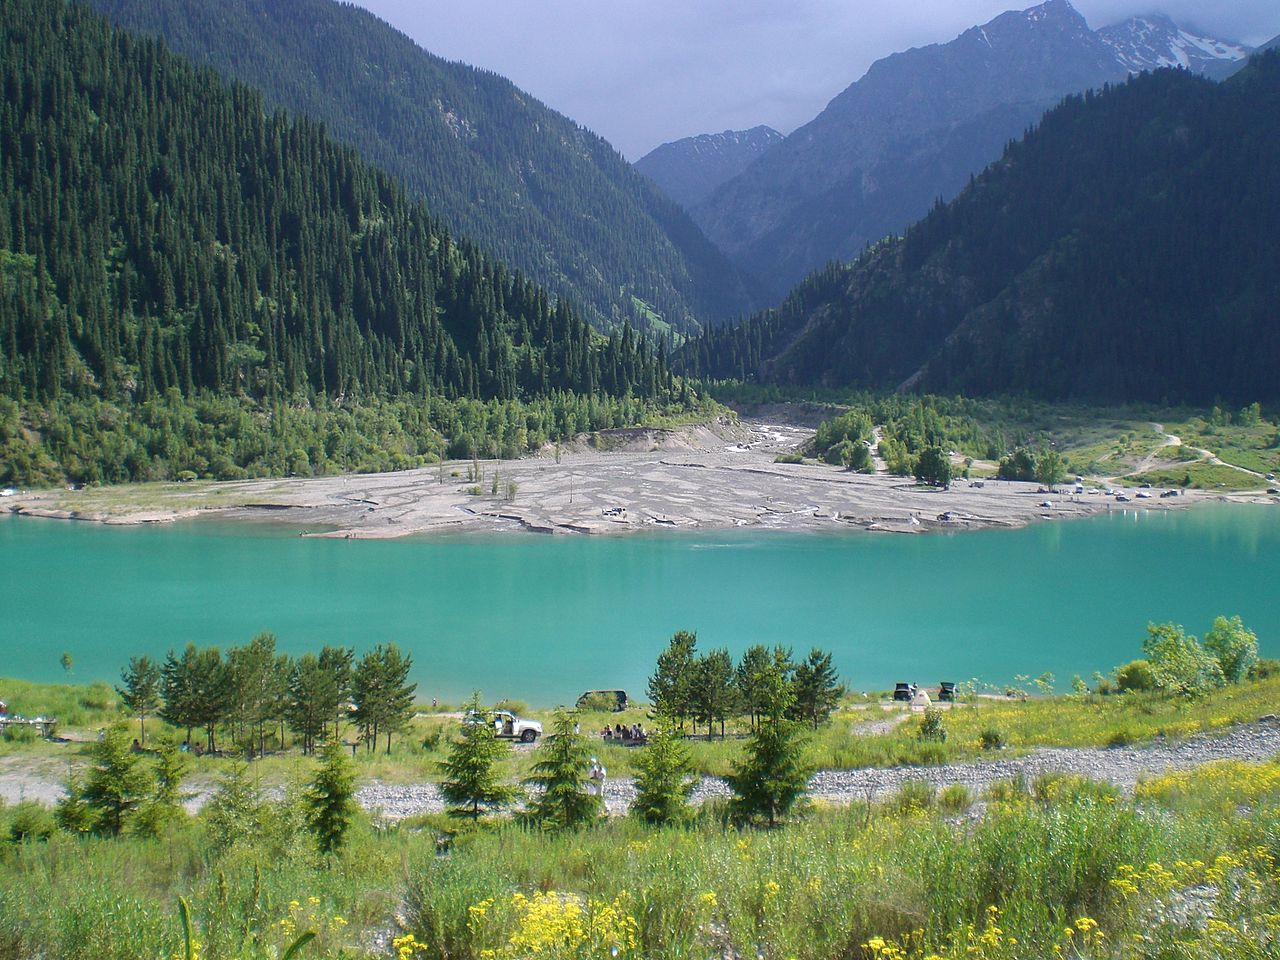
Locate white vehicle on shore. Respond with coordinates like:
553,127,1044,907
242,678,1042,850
464,709,542,743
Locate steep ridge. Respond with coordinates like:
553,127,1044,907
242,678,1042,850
85,0,755,336
635,126,783,210
0,0,689,485
681,56,1280,405
691,0,1251,302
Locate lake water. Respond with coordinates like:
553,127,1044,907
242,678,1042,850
1,505,1276,704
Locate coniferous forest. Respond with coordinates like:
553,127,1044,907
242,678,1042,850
682,56,1280,405
0,0,696,485
83,0,756,337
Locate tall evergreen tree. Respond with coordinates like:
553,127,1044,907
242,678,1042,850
647,630,698,731
117,655,162,746
630,724,696,826
438,693,516,821
790,648,845,730
523,710,600,830
305,739,357,855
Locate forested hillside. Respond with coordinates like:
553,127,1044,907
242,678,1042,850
689,0,1249,303
0,0,696,486
84,0,755,336
682,56,1280,405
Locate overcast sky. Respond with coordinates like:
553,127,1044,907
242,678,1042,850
353,1,1278,159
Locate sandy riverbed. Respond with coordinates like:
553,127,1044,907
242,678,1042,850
5,414,1267,538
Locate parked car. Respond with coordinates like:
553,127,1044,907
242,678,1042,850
892,682,916,702
938,682,957,702
463,709,542,742
1160,489,1179,498
1116,493,1131,502
1136,491,1151,499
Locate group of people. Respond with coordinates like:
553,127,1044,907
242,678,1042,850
600,722,646,743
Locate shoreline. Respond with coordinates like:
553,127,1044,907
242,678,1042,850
4,416,1273,540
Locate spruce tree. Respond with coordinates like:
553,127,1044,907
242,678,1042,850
727,688,812,828
631,725,696,826
523,710,600,830
790,648,845,730
439,694,516,821
80,724,156,836
647,631,697,730
305,739,357,854
117,655,161,745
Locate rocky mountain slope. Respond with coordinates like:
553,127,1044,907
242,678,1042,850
691,0,1251,302
635,126,783,210
682,54,1280,405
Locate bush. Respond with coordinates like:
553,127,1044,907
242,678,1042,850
7,801,56,843
937,784,972,814
774,452,804,464
1,724,37,744
890,779,936,815
575,692,620,713
1248,658,1280,680
984,777,1029,804
918,708,947,742
1115,659,1158,693
1106,729,1135,748
978,728,1006,751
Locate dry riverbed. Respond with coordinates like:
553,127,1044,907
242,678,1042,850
5,414,1254,538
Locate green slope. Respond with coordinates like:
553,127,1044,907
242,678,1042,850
84,0,755,337
683,56,1280,405
0,0,690,485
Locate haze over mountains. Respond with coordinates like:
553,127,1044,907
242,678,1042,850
679,0,1251,302
634,126,783,211
86,0,755,338
682,54,1280,405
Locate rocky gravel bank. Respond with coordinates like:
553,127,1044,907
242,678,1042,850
354,718,1280,820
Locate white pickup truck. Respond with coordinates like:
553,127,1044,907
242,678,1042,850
464,709,542,743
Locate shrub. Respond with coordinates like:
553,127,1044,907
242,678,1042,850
918,708,947,742
978,728,1006,751
890,779,936,815
1106,729,1135,748
1248,658,1280,680
7,801,56,843
576,692,620,713
1115,659,1158,693
937,784,973,814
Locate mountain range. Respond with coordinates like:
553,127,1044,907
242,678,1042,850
678,0,1250,302
634,126,783,210
681,52,1280,405
84,0,755,337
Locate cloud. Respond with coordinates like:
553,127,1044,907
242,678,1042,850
355,1,1277,159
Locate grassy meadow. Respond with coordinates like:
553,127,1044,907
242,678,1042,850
2,751,1279,959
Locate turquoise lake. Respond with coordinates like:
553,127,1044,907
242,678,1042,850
1,505,1277,704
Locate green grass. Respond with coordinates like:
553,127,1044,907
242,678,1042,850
1124,462,1264,491
0,677,121,730
4,753,1280,960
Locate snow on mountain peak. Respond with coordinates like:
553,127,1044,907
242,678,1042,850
1099,14,1250,74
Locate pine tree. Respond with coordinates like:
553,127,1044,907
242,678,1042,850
80,724,156,836
630,725,696,826
305,739,357,854
523,710,600,830
116,655,161,745
790,648,845,730
439,693,516,821
727,687,812,827
647,631,697,730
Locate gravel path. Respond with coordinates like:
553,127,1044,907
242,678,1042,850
353,718,1280,820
